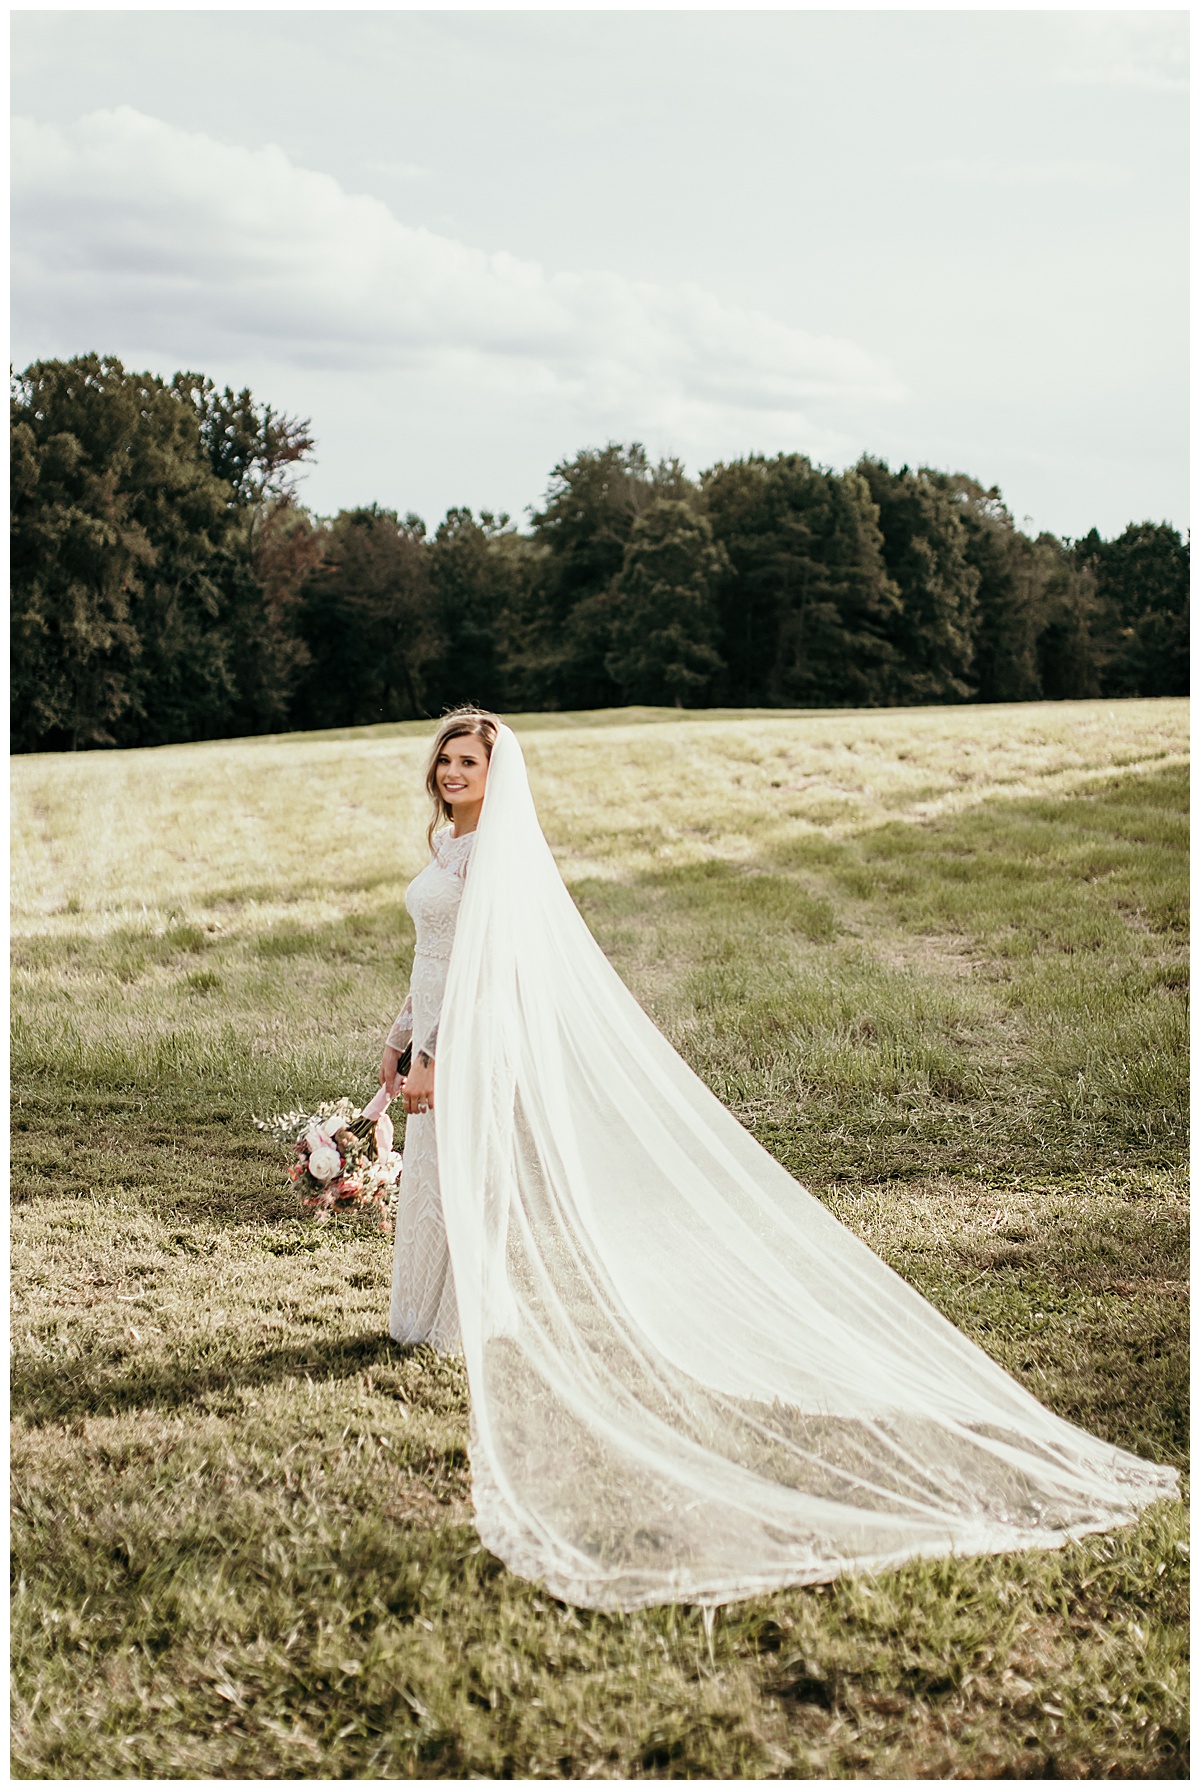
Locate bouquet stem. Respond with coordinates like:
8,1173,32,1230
351,1084,393,1138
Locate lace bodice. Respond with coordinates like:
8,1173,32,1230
385,829,475,1059
407,829,475,961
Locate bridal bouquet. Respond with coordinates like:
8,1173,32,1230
255,1087,401,1232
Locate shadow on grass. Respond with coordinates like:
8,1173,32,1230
10,1110,407,1230
12,1330,452,1429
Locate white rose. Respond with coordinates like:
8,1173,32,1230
308,1143,342,1182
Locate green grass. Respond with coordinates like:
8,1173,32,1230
11,697,1188,1778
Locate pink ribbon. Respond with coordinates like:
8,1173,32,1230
362,1084,396,1158
362,1085,392,1122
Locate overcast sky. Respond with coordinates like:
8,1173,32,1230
11,8,1188,539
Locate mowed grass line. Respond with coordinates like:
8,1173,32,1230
11,700,1189,1779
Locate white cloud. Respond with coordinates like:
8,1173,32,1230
1051,14,1188,92
11,106,902,451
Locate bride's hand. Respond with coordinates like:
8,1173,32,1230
402,1054,435,1116
381,1045,404,1097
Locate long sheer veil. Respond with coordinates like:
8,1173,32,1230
435,725,1177,1611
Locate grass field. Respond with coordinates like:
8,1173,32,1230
11,697,1189,1779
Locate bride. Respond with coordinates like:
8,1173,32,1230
379,706,1177,1613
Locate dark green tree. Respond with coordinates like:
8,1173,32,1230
424,508,534,714
856,458,979,702
927,476,1111,703
173,376,314,517
11,377,147,750
1027,533,1101,700
293,506,437,727
15,361,1184,743
606,499,727,705
703,454,902,708
10,355,315,751
235,496,326,735
119,374,314,746
1074,522,1189,697
517,443,690,709
925,477,1044,702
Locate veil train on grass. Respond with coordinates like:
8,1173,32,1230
436,724,1177,1611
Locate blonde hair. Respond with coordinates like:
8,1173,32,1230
425,707,501,848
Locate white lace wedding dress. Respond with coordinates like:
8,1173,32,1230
385,827,474,1353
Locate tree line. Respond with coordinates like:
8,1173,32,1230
11,355,1189,751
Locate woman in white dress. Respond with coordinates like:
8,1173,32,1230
379,707,1178,1614
380,712,495,1353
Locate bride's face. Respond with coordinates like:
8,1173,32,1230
436,736,489,809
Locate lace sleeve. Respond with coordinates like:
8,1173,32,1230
417,1017,440,1062
386,993,413,1052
